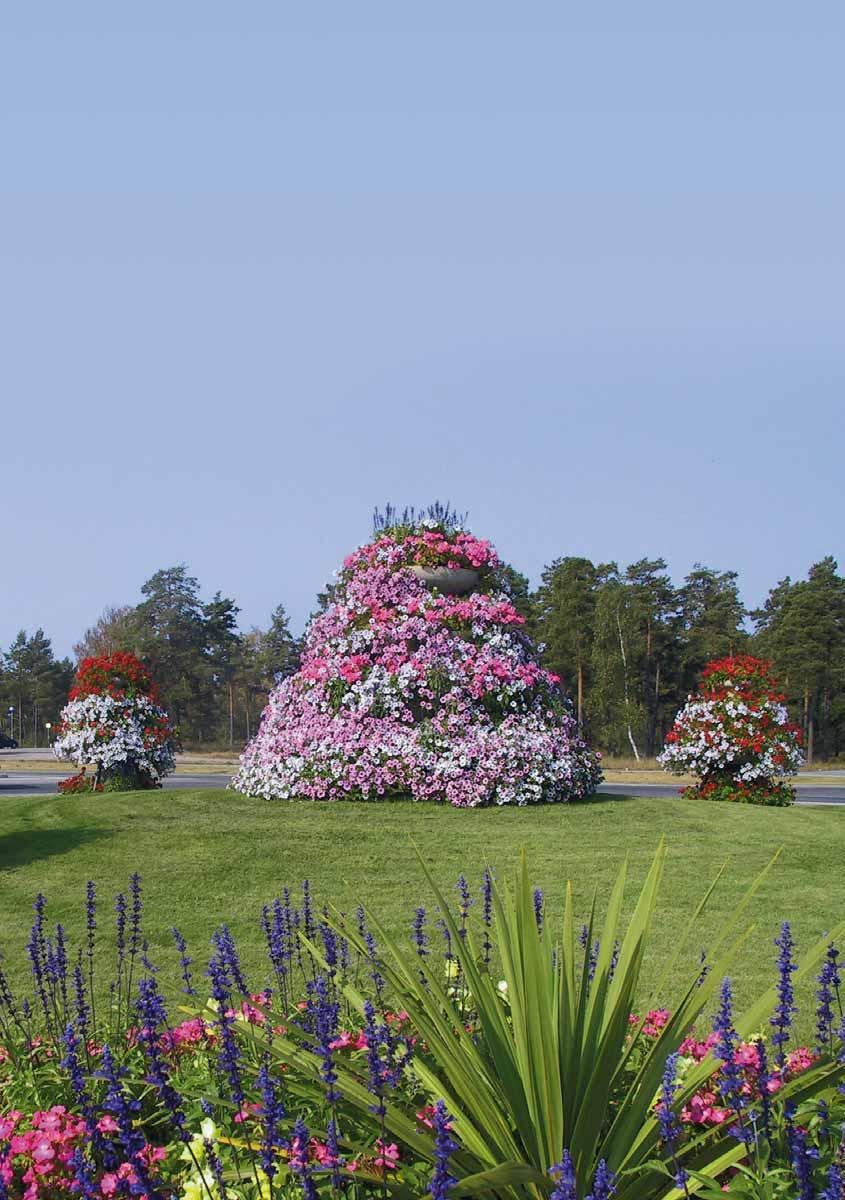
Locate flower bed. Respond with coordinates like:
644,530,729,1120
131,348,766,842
234,508,602,806
659,656,803,805
53,653,176,792
1,846,843,1198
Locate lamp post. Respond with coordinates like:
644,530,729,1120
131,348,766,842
8,706,14,740
45,721,52,747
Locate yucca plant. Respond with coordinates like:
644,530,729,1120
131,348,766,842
226,841,844,1198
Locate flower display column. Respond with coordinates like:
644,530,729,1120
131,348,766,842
53,652,176,792
658,655,803,805
234,508,602,806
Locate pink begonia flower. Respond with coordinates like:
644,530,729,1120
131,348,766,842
0,1113,22,1139
312,1141,340,1166
681,1091,732,1126
234,1103,261,1124
641,1009,671,1037
416,1105,437,1129
678,1032,719,1061
31,1139,55,1163
374,1140,400,1168
787,1046,817,1074
329,1029,368,1051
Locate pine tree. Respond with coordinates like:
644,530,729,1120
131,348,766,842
134,566,213,740
533,557,603,729
676,565,747,691
263,604,301,681
1,630,73,745
623,559,678,754
73,605,140,660
499,565,532,621
204,592,242,746
589,576,647,758
754,557,845,761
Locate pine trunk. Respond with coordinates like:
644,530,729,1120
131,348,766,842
651,659,661,756
615,608,640,761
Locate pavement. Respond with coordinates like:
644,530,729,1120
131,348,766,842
596,782,845,806
1,769,844,805
0,770,233,794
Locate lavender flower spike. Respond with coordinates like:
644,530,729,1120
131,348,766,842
771,921,798,1069
429,1099,459,1199
585,1159,617,1200
549,1150,577,1200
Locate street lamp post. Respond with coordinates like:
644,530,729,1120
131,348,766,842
8,707,14,740
45,721,52,747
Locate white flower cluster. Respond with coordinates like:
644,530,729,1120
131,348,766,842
53,693,175,782
658,694,802,782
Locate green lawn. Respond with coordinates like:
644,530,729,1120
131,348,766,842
0,789,843,1037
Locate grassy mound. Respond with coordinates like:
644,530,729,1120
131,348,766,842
0,789,842,1036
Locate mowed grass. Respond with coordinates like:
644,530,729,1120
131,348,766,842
0,789,843,1038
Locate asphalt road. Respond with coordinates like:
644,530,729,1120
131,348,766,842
1,772,844,805
597,782,845,805
0,771,232,794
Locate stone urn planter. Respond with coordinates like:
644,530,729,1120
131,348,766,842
408,565,480,595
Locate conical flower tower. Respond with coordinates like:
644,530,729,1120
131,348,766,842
234,506,602,806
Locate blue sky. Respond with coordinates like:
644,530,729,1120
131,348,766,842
2,5,843,657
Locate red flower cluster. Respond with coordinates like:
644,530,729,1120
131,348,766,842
68,653,157,703
700,655,785,703
55,652,175,791
57,769,103,795
680,778,796,807
660,655,803,805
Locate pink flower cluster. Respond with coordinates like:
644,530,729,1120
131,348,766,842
234,523,601,807
629,1008,671,1037
676,1034,818,1127
157,1016,214,1055
343,529,499,574
1,1108,88,1199
0,1107,165,1198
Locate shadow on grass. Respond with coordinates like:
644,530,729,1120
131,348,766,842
236,791,633,809
0,827,110,872
575,792,632,804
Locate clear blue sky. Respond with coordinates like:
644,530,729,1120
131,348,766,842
2,5,843,658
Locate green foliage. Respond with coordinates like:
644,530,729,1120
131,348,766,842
500,565,532,621
676,566,748,687
532,557,606,728
6,544,845,761
754,556,845,761
66,566,301,746
263,602,302,680
0,628,73,745
221,843,844,1199
588,577,648,757
0,789,844,1038
681,779,796,806
531,557,749,759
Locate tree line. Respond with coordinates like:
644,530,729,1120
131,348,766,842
1,556,843,760
0,566,300,749
527,554,845,762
